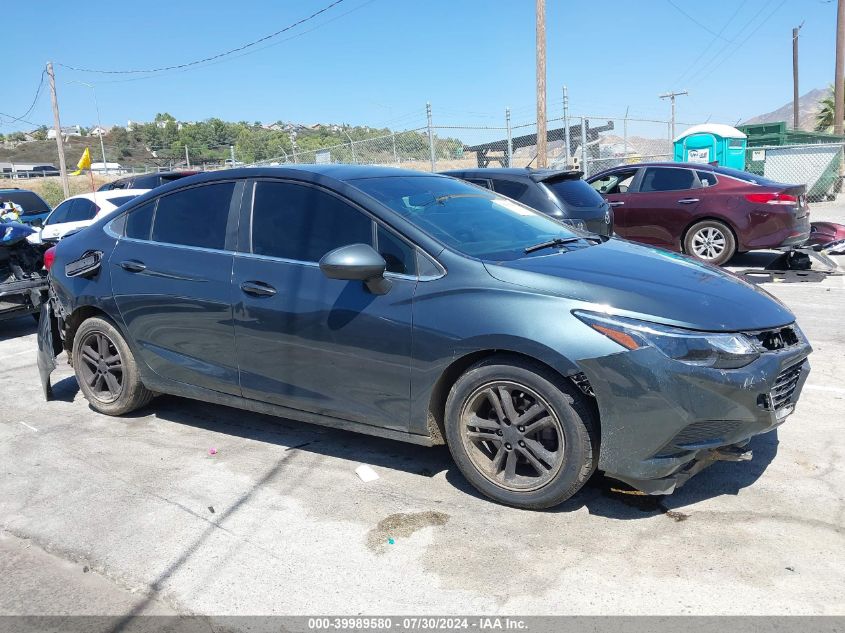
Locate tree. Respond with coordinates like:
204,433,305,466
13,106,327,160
816,86,838,133
31,125,48,141
154,112,176,123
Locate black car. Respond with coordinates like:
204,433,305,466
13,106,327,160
98,170,199,192
441,168,613,236
0,188,53,227
39,166,810,509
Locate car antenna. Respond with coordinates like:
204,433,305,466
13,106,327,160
525,151,539,169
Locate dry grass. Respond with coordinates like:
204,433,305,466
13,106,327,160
0,175,117,208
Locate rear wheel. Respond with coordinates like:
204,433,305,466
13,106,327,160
72,317,154,416
684,220,736,266
444,356,598,510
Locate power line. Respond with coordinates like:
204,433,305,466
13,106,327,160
57,0,347,75
1,69,46,125
666,0,734,42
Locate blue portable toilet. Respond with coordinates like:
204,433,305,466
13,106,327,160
673,123,747,170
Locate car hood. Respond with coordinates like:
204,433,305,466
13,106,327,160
483,238,794,332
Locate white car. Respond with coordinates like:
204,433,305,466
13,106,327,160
39,189,149,243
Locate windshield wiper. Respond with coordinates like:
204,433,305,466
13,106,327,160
524,236,598,254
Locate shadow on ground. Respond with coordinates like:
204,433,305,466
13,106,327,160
0,315,37,342
98,390,781,522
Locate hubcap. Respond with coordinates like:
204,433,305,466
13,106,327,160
691,226,726,260
78,332,123,403
460,381,565,492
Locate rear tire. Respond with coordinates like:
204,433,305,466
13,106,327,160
72,316,154,416
444,355,598,510
684,220,736,266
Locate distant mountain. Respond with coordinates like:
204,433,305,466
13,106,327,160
741,87,828,131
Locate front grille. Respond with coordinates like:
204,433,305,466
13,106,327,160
655,420,738,458
747,325,800,352
769,362,803,411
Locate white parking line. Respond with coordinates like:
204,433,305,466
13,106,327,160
16,421,38,433
804,384,845,395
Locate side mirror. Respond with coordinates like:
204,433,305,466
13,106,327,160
319,243,391,295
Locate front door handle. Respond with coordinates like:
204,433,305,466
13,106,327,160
608,201,624,207
119,260,146,273
240,281,277,297
678,198,700,204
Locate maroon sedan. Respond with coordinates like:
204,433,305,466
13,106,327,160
586,162,810,265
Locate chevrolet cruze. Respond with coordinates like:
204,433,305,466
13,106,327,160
37,166,812,509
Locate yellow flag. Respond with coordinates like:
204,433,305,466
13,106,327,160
71,147,92,175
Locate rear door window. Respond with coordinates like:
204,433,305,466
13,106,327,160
544,179,606,208
491,179,529,200
65,199,100,222
151,182,235,250
5,191,50,215
125,201,156,240
45,200,73,225
250,181,373,262
696,171,718,188
639,167,696,192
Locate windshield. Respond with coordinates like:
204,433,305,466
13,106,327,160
352,175,584,261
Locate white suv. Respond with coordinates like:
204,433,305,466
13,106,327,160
39,189,149,243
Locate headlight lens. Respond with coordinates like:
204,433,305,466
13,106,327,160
575,311,760,369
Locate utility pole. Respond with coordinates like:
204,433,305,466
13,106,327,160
536,0,547,168
659,90,688,141
793,23,804,130
184,145,191,169
230,145,236,167
46,62,69,198
562,85,571,166
506,108,513,167
835,0,845,135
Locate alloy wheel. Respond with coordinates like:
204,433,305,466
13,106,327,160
459,381,565,492
691,226,726,260
77,331,124,403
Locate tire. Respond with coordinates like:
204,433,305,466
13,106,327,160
444,355,598,510
683,220,737,266
71,316,154,416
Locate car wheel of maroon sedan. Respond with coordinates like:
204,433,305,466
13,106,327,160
684,220,736,266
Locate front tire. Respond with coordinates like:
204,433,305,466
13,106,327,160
72,316,154,416
684,220,736,266
444,356,598,510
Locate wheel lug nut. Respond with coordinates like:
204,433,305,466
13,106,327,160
518,440,526,447
505,443,512,450
518,426,525,432
496,429,503,436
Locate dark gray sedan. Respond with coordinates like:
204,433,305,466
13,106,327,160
38,166,811,509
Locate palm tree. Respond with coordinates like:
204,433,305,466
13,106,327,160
816,86,837,133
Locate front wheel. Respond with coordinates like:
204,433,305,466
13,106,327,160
72,316,154,416
684,220,737,266
444,356,598,510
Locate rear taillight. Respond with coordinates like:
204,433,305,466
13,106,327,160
43,246,56,271
745,192,798,205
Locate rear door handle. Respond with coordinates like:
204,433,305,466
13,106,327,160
608,201,624,207
677,198,700,204
240,281,277,297
119,260,146,273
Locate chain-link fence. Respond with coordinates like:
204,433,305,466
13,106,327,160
236,105,845,197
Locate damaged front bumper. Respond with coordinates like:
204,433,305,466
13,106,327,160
580,340,811,495
0,275,47,320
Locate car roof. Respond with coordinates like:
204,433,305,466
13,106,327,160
441,167,584,182
63,189,151,202
588,161,717,180
157,165,439,188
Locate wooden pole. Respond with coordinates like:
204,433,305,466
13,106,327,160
792,24,802,130
46,62,70,198
834,0,845,135
536,0,547,168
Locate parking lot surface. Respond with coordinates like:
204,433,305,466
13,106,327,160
1,205,844,616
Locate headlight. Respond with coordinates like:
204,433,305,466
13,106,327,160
574,311,760,369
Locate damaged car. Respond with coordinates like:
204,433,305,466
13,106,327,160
38,166,812,509
1,219,49,322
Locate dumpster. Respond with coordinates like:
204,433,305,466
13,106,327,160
673,123,747,169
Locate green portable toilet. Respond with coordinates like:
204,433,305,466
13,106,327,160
673,124,747,169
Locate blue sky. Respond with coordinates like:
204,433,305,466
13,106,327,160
0,0,837,134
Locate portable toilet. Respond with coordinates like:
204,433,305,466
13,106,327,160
673,123,747,170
